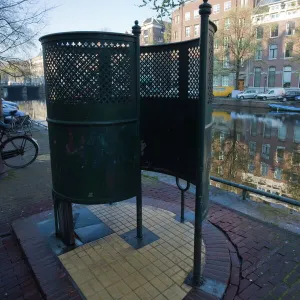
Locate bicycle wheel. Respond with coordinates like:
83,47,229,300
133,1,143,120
1,136,39,169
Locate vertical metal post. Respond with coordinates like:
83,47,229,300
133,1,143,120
176,177,190,223
52,190,59,236
193,0,212,287
132,21,143,239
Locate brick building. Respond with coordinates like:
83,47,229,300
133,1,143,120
171,0,300,89
140,18,170,46
249,0,300,88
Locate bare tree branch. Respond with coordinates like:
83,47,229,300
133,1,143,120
0,0,53,76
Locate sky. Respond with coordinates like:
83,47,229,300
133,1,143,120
33,0,157,55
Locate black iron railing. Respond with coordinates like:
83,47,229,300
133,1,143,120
210,176,300,207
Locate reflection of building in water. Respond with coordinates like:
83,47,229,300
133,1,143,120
211,110,300,201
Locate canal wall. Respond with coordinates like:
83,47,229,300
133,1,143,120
213,98,300,109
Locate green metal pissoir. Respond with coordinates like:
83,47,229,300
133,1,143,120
40,27,142,245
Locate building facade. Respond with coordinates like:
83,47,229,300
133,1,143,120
249,0,300,88
171,0,300,89
140,18,170,46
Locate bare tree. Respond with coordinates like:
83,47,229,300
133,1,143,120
214,7,259,90
0,0,51,77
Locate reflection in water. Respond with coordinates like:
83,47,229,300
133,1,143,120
15,100,300,203
212,109,300,203
16,100,47,121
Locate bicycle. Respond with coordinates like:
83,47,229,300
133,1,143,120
0,120,39,169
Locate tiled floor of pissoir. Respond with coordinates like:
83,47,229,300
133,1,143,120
59,203,206,300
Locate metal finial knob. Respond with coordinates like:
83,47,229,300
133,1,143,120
199,0,212,15
132,20,141,36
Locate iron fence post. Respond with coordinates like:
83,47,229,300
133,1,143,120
132,21,143,239
193,0,212,287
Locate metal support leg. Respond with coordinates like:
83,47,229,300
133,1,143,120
136,178,143,239
176,177,190,223
52,190,59,236
56,199,75,246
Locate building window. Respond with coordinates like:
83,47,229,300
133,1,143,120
294,125,300,143
217,166,224,175
248,161,255,173
249,141,256,155
194,9,199,19
185,12,191,21
270,24,279,37
214,39,219,49
254,67,261,87
264,121,272,138
269,44,277,59
213,75,221,86
219,151,224,160
225,18,230,30
285,42,293,58
293,151,300,165
194,24,200,36
174,15,180,24
241,0,249,7
223,37,229,48
276,146,285,162
224,1,231,11
256,26,263,39
250,120,257,136
213,4,220,14
268,67,276,87
241,58,244,67
262,144,270,159
286,21,295,36
274,168,282,180
223,54,230,68
185,26,190,37
220,133,225,144
261,162,269,177
174,31,178,39
239,18,245,26
283,66,292,88
255,45,262,60
222,75,229,86
278,124,287,141
144,30,148,37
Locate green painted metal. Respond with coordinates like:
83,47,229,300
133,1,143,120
40,32,140,204
193,0,215,287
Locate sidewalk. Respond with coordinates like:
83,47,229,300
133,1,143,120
1,127,300,299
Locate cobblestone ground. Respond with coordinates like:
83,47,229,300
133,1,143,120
0,234,42,300
142,177,300,300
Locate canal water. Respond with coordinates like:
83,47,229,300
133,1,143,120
16,100,300,203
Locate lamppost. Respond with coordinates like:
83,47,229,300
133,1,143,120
264,75,267,92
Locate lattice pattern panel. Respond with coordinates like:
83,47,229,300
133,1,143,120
140,50,179,98
188,47,200,99
43,41,134,104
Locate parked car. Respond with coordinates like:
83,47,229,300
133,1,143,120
213,86,234,98
256,88,286,100
237,89,259,99
282,90,300,101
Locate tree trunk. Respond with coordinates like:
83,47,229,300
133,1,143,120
235,62,240,90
